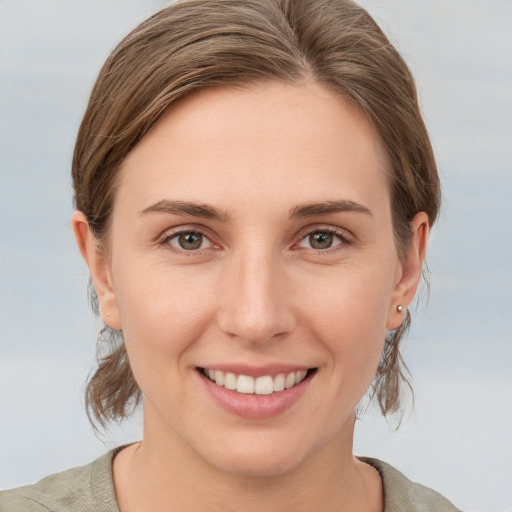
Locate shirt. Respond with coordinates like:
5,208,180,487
0,449,461,511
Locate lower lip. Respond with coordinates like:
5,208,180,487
199,371,313,420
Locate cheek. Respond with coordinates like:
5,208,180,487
298,262,394,368
112,261,216,368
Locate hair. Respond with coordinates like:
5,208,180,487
72,0,441,428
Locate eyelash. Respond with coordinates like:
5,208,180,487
295,227,352,253
159,228,216,255
158,226,353,255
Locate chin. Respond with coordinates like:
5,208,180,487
195,428,322,478
209,449,305,478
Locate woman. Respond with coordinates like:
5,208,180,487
0,0,461,510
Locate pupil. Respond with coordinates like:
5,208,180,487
179,232,202,250
310,232,333,249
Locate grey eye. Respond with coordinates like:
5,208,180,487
298,230,344,250
309,231,334,249
172,232,204,250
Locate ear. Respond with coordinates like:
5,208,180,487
71,211,122,330
386,212,429,331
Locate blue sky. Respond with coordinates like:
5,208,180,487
1,1,511,510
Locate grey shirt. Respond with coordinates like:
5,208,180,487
0,450,461,511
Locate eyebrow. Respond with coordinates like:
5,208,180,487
139,199,372,222
139,200,231,222
289,200,373,219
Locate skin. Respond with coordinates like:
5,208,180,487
73,81,428,512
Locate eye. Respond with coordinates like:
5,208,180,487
166,231,212,251
298,230,345,250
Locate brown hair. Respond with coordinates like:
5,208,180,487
72,0,440,428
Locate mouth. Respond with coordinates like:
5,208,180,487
199,367,317,396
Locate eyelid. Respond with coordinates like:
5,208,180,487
158,224,220,253
293,225,354,251
156,223,354,255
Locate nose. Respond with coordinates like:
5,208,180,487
216,247,296,345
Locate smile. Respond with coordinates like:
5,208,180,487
201,368,314,396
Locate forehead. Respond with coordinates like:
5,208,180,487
116,81,391,216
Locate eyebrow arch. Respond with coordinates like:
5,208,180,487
289,200,373,219
139,199,231,222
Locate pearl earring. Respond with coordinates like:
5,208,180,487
397,305,404,313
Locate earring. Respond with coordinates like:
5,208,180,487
397,305,404,313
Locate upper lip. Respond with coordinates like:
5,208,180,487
196,364,316,378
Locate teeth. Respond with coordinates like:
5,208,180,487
203,368,311,395
214,370,224,386
224,372,237,390
237,375,255,394
273,373,285,392
254,376,274,395
284,372,296,389
296,370,307,382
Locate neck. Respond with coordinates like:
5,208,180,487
113,410,382,512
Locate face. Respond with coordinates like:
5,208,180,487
76,82,426,477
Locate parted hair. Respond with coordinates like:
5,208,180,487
72,0,440,428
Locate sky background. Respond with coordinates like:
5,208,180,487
0,1,511,510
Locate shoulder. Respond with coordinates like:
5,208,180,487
0,450,119,512
359,457,462,512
